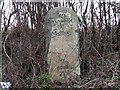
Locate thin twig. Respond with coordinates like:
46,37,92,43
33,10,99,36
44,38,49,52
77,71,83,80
77,78,99,88
3,34,12,62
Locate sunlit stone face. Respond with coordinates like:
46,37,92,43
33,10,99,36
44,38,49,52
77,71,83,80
45,7,80,81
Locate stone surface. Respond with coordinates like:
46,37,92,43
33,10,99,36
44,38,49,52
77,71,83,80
45,7,80,81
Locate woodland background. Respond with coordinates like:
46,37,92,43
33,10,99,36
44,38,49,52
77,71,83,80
0,0,120,88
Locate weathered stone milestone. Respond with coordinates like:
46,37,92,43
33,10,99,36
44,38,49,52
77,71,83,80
45,7,80,82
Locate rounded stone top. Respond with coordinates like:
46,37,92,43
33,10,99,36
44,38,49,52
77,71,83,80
44,7,79,31
45,7,78,22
